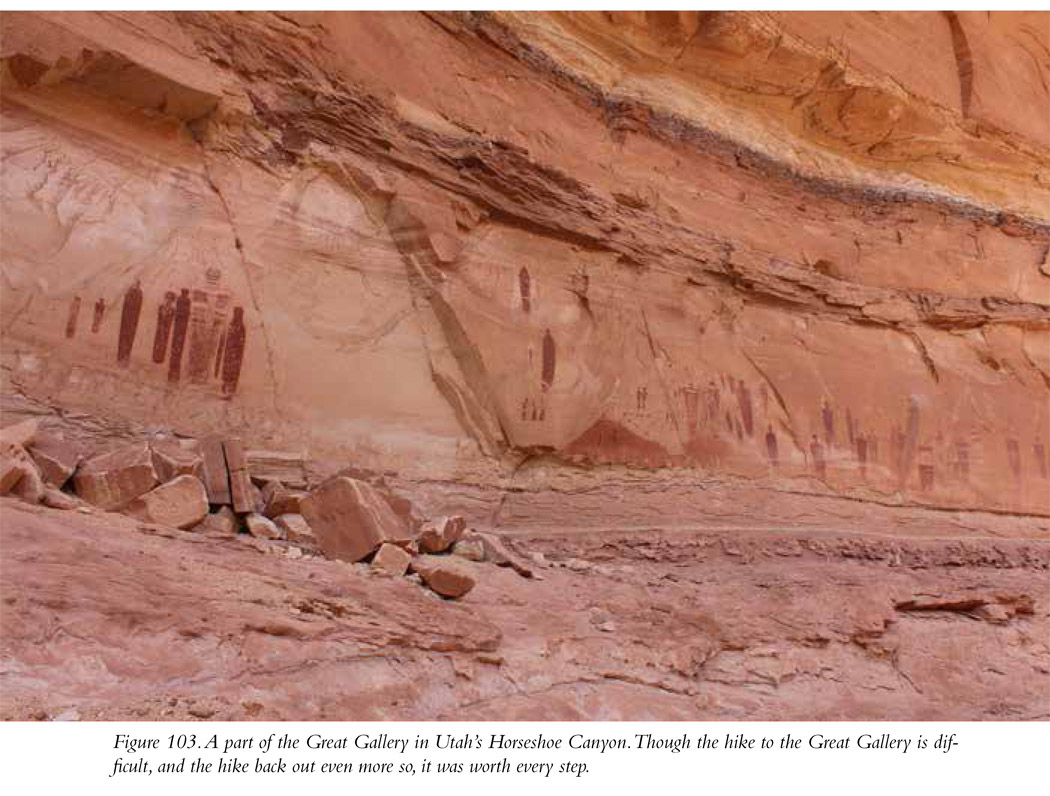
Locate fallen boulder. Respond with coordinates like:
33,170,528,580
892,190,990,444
418,515,467,554
126,474,209,529
244,513,282,540
8,450,45,504
73,442,158,510
194,506,238,537
0,452,26,494
1,441,47,502
27,433,80,488
300,476,408,563
410,555,477,598
246,449,308,489
262,481,305,518
150,439,202,483
41,487,79,511
334,467,424,531
372,543,412,577
199,435,231,505
451,536,485,562
224,439,255,514
273,513,313,544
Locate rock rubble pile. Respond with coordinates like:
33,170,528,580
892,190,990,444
1,418,534,599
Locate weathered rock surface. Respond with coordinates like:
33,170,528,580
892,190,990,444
0,10,1045,527
199,436,231,506
150,439,202,484
8,452,45,505
3,500,1046,720
0,457,24,494
410,555,478,599
72,443,158,510
0,419,39,449
418,515,466,554
244,513,282,541
272,513,312,545
300,477,408,563
0,440,36,495
372,543,412,577
246,451,308,490
126,474,209,530
194,505,238,537
477,532,535,579
41,487,78,511
0,10,1047,722
261,482,304,518
451,536,486,562
224,439,254,514
27,433,80,488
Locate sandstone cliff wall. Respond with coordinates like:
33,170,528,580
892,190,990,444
2,11,1048,525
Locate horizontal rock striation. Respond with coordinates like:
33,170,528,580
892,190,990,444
1,10,1048,526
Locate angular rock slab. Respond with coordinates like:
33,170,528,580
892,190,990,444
2,443,45,504
418,515,467,554
0,450,26,494
273,513,313,545
194,506,238,537
150,439,202,484
244,513,282,540
223,438,254,514
199,435,231,505
372,543,411,577
126,475,209,529
300,476,408,563
41,487,79,511
246,449,307,489
410,555,477,599
451,536,485,562
27,433,80,488
262,481,305,518
72,442,158,510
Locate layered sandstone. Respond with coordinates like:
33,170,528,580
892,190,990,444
0,11,1048,721
2,500,1047,720
1,11,1047,528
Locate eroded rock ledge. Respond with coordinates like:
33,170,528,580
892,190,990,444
2,500,1047,720
2,11,1048,525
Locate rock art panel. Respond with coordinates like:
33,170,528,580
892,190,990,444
0,9,1046,521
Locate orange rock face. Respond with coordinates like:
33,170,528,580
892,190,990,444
0,11,1047,720
1,10,1046,526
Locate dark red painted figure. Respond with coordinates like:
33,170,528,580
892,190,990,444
765,425,779,467
519,266,531,314
116,280,143,367
541,329,556,391
167,288,191,384
65,296,81,339
152,291,176,364
221,306,246,397
91,298,105,333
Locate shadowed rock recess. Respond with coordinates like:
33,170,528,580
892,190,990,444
1,10,1048,720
